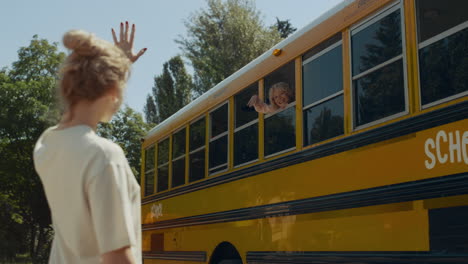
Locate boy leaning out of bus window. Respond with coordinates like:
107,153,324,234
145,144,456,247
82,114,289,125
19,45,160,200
247,82,295,114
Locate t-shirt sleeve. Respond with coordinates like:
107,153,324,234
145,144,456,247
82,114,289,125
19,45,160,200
87,161,136,255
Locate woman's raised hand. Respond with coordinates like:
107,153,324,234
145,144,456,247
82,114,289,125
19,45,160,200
112,21,147,63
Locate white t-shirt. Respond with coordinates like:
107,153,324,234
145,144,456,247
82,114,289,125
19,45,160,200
33,125,141,264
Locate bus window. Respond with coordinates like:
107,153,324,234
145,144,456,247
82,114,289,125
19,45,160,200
416,0,468,107
172,128,186,188
264,62,296,157
157,138,169,192
189,117,206,182
351,5,406,128
209,103,228,174
144,145,155,196
234,83,259,166
302,37,344,146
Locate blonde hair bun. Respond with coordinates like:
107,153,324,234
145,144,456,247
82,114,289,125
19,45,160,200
63,30,101,57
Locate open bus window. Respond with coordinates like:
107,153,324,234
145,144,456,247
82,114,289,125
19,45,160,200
302,36,344,146
209,103,228,174
263,61,296,157
157,138,169,192
189,117,206,182
416,0,468,107
171,128,186,188
234,83,259,166
144,145,155,196
351,6,406,128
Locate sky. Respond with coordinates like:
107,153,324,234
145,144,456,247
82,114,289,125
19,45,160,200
0,0,343,116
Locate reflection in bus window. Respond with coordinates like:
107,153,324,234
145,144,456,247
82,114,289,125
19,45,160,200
172,129,186,188
264,61,296,106
303,39,344,146
416,0,468,107
144,146,155,196
209,103,228,174
235,84,259,166
351,7,406,127
263,61,296,157
264,106,296,157
157,138,169,192
189,118,206,182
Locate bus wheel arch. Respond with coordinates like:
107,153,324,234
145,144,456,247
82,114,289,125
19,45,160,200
209,241,243,264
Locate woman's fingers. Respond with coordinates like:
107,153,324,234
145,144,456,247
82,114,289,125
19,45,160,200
119,22,124,42
111,28,118,44
129,24,135,48
124,21,130,43
132,48,147,63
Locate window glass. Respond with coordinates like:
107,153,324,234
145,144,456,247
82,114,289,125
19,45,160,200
157,139,169,165
304,95,344,146
172,129,186,159
190,118,205,151
303,33,342,61
264,61,296,105
144,146,155,196
209,135,228,169
354,60,405,126
171,158,185,188
234,123,258,166
416,0,468,43
264,107,296,156
419,27,468,105
235,83,258,128
145,171,154,196
351,10,402,75
210,104,228,138
303,45,343,106
157,165,169,192
145,146,155,171
189,149,205,182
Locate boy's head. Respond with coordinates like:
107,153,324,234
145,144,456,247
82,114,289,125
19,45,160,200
269,82,294,109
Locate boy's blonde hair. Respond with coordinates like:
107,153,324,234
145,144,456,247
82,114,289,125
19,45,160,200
268,82,295,106
58,30,131,112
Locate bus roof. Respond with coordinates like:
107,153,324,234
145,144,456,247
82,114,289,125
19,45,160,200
144,0,352,142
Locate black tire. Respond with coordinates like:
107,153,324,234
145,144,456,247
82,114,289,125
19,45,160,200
218,260,242,264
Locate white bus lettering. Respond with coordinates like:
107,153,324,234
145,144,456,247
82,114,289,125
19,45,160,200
436,130,448,164
448,130,461,163
424,138,436,169
424,129,468,169
463,131,468,165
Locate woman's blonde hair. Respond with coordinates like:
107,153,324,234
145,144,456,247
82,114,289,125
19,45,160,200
58,30,131,112
268,82,295,106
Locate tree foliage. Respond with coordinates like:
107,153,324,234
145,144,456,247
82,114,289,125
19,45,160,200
0,36,64,263
177,0,282,95
144,55,192,123
274,17,297,39
97,105,152,182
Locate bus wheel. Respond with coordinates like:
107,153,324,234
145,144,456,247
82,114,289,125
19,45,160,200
218,260,242,264
210,242,242,264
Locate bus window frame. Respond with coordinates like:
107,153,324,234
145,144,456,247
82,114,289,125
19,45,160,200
263,101,297,160
144,144,156,197
417,17,468,109
233,84,260,168
156,136,170,193
189,115,207,183
171,126,187,188
302,39,344,147
208,101,230,176
348,0,409,131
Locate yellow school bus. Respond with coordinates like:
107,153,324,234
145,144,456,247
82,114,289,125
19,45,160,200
140,0,468,263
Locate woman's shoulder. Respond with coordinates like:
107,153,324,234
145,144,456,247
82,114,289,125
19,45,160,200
87,134,126,162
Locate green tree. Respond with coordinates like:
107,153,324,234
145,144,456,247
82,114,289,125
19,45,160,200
274,17,297,39
144,55,193,123
0,36,65,263
97,105,152,182
177,0,282,95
